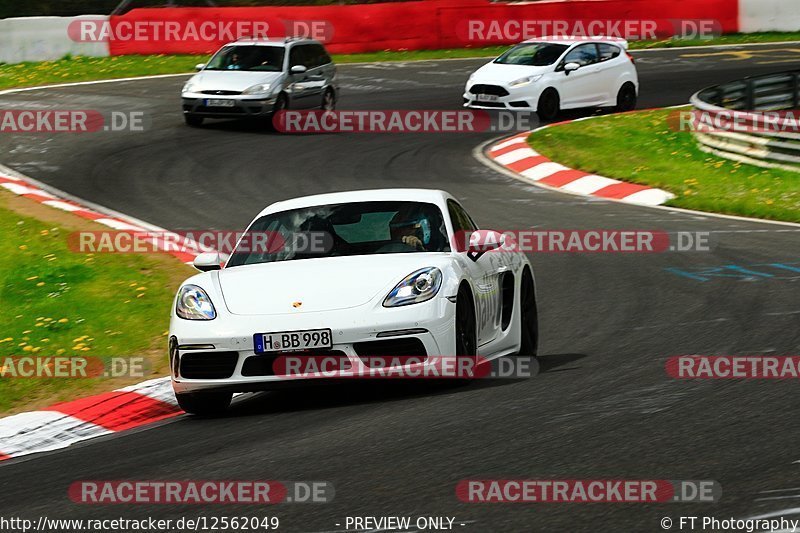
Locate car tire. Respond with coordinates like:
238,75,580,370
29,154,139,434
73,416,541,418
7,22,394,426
455,285,477,357
268,94,289,130
184,115,204,127
615,83,637,112
321,88,336,111
176,391,232,416
536,89,560,122
518,269,539,357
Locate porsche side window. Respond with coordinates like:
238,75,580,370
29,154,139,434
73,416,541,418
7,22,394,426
447,200,478,233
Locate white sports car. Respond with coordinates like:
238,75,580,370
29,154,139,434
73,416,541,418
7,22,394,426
169,189,538,415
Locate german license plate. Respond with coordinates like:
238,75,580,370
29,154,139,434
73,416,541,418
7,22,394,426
476,94,498,102
206,98,235,107
254,329,333,353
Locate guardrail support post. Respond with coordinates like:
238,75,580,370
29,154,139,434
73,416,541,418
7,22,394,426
792,73,799,109
745,79,755,110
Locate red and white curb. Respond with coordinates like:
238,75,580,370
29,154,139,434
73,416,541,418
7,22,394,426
487,131,675,206
0,167,204,461
0,167,207,265
0,378,180,460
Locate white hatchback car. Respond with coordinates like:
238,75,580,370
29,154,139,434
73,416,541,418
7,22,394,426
464,37,638,120
169,189,538,415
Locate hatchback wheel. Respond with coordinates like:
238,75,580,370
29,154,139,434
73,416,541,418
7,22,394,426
536,89,560,122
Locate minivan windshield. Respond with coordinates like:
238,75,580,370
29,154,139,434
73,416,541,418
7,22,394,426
494,43,569,66
205,45,285,72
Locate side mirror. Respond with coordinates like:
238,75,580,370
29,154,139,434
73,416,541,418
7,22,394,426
193,252,225,272
290,65,307,75
194,63,206,71
563,62,580,75
466,230,504,261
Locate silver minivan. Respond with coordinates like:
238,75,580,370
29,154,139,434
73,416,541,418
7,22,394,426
181,37,338,127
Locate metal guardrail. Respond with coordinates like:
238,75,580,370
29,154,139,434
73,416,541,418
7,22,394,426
690,70,800,172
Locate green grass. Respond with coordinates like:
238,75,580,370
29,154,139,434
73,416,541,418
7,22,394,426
0,196,191,413
628,31,800,49
1,32,800,90
528,108,800,222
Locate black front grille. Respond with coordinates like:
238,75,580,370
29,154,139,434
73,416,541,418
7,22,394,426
201,90,242,95
354,338,427,358
197,105,245,113
469,84,509,97
242,350,350,377
180,351,238,379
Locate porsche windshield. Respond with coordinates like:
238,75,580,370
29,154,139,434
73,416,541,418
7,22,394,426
227,201,450,266
494,43,569,66
205,45,285,72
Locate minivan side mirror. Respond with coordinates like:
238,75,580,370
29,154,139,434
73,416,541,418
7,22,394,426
290,65,308,75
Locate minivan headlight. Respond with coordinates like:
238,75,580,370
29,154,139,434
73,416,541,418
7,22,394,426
182,80,200,93
242,83,272,95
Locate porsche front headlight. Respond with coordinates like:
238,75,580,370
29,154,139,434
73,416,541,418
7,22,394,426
242,83,272,96
509,75,543,88
383,267,442,307
176,284,217,320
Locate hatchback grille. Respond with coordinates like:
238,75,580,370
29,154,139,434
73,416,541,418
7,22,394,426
180,351,238,379
469,84,509,97
201,90,242,95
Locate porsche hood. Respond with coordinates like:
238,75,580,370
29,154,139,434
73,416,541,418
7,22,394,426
216,254,451,315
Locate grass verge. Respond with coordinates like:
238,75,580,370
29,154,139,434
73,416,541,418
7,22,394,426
1,32,800,91
528,108,800,223
0,190,194,414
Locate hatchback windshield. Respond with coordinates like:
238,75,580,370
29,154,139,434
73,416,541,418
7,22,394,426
227,201,450,267
494,43,569,66
205,45,285,72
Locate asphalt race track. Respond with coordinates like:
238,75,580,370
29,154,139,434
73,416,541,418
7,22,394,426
1,44,799,531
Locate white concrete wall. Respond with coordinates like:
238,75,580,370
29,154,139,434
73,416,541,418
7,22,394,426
739,0,800,33
0,16,109,64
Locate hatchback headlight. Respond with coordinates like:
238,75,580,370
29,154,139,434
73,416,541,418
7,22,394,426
242,83,272,95
383,267,442,307
176,284,216,320
509,75,543,88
